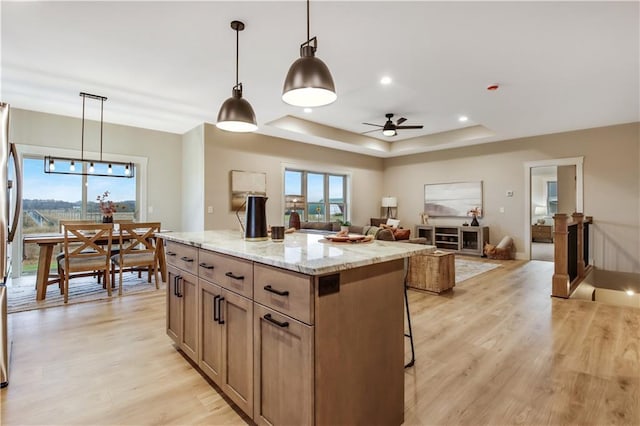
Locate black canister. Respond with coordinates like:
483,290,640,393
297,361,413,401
245,195,268,241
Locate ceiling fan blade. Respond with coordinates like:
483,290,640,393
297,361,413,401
362,122,383,127
397,125,424,129
360,129,381,135
396,117,407,125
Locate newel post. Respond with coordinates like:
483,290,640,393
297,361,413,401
552,213,570,298
572,212,585,279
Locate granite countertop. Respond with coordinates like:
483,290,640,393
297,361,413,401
157,230,435,275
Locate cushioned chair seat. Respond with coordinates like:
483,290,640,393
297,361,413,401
62,255,111,271
111,251,155,267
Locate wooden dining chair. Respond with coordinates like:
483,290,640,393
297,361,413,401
52,219,99,293
60,223,113,303
110,222,162,296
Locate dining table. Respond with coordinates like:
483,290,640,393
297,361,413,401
23,230,168,300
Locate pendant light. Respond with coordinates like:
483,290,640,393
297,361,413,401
216,20,257,132
282,0,336,107
44,92,135,178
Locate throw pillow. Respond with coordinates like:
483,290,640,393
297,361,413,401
376,228,396,241
386,218,400,228
365,226,380,237
393,228,410,240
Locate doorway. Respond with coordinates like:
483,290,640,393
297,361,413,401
524,157,584,261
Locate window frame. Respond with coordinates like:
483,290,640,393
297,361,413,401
284,167,349,224
13,144,148,276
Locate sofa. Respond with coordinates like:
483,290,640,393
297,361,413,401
297,221,427,244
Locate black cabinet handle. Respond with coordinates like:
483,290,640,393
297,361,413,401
176,276,183,298
217,297,225,324
264,285,289,297
199,262,214,270
166,251,177,257
225,272,244,281
181,256,194,263
173,275,179,296
213,295,220,322
264,313,289,328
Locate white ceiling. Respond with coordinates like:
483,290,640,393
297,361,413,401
2,1,638,158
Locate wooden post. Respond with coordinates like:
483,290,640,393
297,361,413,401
572,212,585,279
552,214,570,298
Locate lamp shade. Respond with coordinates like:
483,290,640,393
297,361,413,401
216,87,257,132
534,206,547,216
282,46,337,107
381,197,397,208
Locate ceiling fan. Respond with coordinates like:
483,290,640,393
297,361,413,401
362,113,424,137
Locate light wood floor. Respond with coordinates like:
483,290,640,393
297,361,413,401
2,259,639,425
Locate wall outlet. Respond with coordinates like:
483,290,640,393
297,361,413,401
207,206,213,214
506,190,514,197
499,207,505,213
148,205,154,214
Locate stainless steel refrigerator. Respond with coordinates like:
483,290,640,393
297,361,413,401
1,102,22,388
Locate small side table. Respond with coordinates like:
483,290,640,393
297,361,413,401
407,252,456,293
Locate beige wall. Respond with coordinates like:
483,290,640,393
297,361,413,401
9,108,183,231
557,165,577,215
181,124,204,231
384,122,640,272
202,124,384,231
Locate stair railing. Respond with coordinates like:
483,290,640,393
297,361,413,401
552,213,593,298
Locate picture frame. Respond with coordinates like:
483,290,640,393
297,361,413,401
230,170,266,211
424,181,483,217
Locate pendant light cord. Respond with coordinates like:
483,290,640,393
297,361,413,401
236,25,239,88
307,0,310,42
100,97,104,162
81,93,85,161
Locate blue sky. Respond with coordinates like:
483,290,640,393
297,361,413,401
23,158,135,202
284,171,344,202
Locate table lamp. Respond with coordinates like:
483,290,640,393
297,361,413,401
381,196,397,218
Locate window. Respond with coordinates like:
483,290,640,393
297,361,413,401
21,156,137,275
284,169,347,224
547,181,558,215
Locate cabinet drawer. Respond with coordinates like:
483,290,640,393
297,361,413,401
165,241,198,274
254,263,314,325
201,251,253,299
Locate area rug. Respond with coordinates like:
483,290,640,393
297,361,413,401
7,273,165,314
455,257,501,283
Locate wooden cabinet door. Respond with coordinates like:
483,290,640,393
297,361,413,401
253,304,313,426
198,279,223,385
221,289,253,417
179,270,198,362
166,266,182,345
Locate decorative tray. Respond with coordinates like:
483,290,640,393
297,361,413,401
322,234,371,243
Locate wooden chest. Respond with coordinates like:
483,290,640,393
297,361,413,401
531,224,553,242
407,251,456,293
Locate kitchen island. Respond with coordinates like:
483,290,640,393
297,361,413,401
158,230,434,426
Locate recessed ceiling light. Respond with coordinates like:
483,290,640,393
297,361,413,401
626,290,635,296
380,76,392,85
459,116,468,122
304,108,312,113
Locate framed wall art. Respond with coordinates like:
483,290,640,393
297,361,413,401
424,181,483,217
230,170,266,211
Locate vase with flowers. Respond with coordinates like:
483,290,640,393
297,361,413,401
97,191,118,223
467,207,482,226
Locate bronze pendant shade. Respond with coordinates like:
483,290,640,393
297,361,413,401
216,20,257,132
282,0,336,107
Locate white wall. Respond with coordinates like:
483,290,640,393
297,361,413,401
9,108,182,231
384,123,640,272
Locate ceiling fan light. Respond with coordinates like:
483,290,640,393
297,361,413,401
216,87,258,132
282,51,336,107
382,129,396,137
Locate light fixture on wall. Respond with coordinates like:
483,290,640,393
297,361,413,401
44,92,134,178
282,0,336,107
382,196,397,218
216,20,257,132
